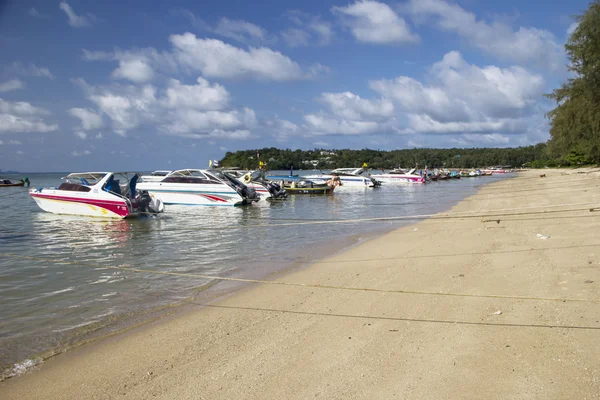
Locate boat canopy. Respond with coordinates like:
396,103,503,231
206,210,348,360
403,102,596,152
167,169,208,178
63,172,109,185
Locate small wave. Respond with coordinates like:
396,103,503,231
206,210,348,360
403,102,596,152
4,358,43,379
43,287,74,296
52,320,99,333
94,310,115,318
102,292,118,297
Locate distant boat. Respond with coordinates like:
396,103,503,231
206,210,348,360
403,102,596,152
0,178,28,187
281,179,334,195
374,168,425,184
303,168,380,188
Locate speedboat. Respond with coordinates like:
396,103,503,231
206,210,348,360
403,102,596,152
225,170,287,200
29,172,164,218
140,170,172,182
136,169,260,206
303,168,380,188
373,168,425,184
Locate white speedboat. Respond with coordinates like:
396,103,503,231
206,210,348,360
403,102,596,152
224,170,287,200
140,170,172,182
303,168,380,188
373,168,425,184
30,172,164,218
136,169,260,206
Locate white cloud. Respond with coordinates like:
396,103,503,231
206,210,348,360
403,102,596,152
406,0,563,69
163,108,257,139
266,117,300,140
8,140,22,145
0,98,50,116
332,0,419,44
59,1,91,27
71,150,92,157
0,140,3,144
313,141,329,147
283,11,333,47
303,113,382,135
84,33,322,82
75,78,258,139
82,49,162,83
567,22,578,37
68,108,103,130
318,92,394,121
370,51,545,125
28,8,48,18
298,51,546,144
95,133,103,139
0,79,24,93
169,33,316,81
112,59,154,83
214,18,267,43
164,78,229,110
75,131,87,140
0,98,58,133
282,28,311,47
89,85,158,134
6,62,54,79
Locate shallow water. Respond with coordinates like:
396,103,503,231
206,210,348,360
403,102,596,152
0,171,508,377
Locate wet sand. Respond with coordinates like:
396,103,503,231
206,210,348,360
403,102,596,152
2,169,600,399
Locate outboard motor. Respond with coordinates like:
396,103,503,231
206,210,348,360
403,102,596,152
136,191,165,214
370,177,382,187
267,181,287,199
241,187,260,204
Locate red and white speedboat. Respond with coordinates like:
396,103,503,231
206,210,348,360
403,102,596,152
373,168,425,184
30,172,164,218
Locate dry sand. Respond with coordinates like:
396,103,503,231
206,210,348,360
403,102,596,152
2,170,600,399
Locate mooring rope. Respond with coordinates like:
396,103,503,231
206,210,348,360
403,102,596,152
1,252,598,304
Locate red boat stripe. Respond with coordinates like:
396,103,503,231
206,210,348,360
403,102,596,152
201,194,228,203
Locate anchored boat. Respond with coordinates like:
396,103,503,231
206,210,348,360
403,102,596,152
303,168,380,188
29,172,164,218
373,168,425,184
137,169,260,206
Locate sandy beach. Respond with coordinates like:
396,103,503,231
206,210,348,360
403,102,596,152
2,169,599,399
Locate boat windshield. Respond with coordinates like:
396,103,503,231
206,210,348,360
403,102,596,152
151,170,171,176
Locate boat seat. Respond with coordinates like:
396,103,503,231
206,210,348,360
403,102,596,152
110,180,122,196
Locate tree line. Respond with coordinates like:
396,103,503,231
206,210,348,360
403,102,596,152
220,145,550,170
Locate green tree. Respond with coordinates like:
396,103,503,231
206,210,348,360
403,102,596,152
545,0,600,164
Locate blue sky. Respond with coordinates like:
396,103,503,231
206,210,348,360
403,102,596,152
0,0,589,172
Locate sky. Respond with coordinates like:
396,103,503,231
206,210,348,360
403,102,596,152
0,0,589,172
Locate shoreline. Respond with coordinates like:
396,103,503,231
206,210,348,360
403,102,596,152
0,176,494,378
2,170,599,399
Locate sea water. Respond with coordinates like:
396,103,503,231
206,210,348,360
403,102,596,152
0,171,508,378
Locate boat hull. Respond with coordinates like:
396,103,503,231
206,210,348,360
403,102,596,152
374,175,425,184
284,186,333,194
0,181,25,187
30,192,132,218
136,183,245,206
302,175,374,188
